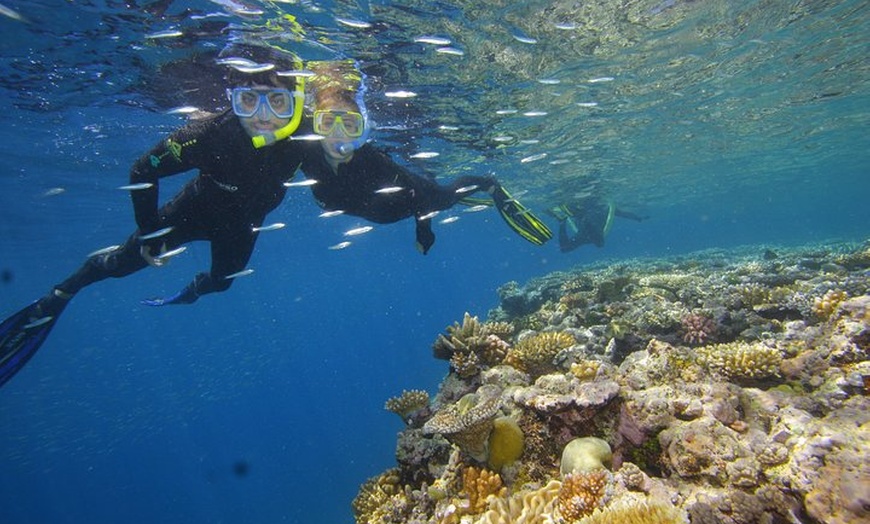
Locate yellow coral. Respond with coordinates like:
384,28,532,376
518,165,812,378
695,341,782,380
352,469,404,524
570,360,601,381
557,470,610,521
462,466,507,515
384,389,430,421
473,479,561,524
505,331,575,377
487,416,524,471
813,289,849,320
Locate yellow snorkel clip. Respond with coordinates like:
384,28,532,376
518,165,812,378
251,77,306,148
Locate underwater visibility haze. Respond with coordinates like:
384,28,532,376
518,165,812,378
0,0,868,523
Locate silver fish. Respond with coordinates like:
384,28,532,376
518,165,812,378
415,36,451,45
283,179,318,187
277,70,315,78
252,223,286,233
155,246,187,261
496,109,517,115
464,205,490,213
512,34,537,44
23,316,52,329
344,226,374,236
319,210,345,218
216,57,258,67
520,153,548,163
87,245,121,257
231,63,275,74
119,183,154,191
335,17,372,28
418,211,440,220
375,186,405,194
577,102,599,108
454,185,479,194
523,111,548,117
0,3,26,21
146,29,184,39
139,227,174,241
493,135,514,142
410,151,439,159
588,76,615,83
166,106,199,115
554,22,577,30
436,47,464,56
439,216,460,224
537,78,561,85
42,187,65,197
328,241,352,250
385,90,417,98
224,268,255,279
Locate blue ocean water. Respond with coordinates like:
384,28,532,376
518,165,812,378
0,1,867,523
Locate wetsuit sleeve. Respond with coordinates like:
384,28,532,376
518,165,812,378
128,120,214,233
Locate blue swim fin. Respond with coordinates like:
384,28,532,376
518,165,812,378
0,302,66,387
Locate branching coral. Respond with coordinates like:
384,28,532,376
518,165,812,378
352,468,406,524
462,466,507,515
680,312,717,346
557,470,610,521
504,331,575,377
385,389,430,421
423,386,503,461
695,341,782,380
813,289,848,320
434,313,514,376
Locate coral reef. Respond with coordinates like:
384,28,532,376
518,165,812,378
385,389,430,422
355,240,870,524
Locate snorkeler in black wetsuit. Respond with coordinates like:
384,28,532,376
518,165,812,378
549,198,647,253
0,44,310,387
303,143,508,253
303,60,553,253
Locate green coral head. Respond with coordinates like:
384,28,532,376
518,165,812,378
560,437,612,477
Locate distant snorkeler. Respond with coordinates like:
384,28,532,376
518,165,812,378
548,196,648,253
301,59,553,253
0,42,315,388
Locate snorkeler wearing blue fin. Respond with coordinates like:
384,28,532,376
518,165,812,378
0,43,312,388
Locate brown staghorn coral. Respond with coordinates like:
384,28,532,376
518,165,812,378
384,389,430,421
434,313,513,375
462,466,506,515
557,470,610,521
504,331,575,377
423,386,503,462
695,341,782,380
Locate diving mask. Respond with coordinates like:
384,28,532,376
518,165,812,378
313,110,365,138
229,88,296,118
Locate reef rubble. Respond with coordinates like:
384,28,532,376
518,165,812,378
359,240,870,524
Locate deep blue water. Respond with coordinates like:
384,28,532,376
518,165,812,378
1,1,868,523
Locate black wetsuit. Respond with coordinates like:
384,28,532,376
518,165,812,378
558,200,646,253
52,111,309,304
302,144,498,253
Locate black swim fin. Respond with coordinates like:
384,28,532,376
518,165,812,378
492,186,553,246
0,301,66,387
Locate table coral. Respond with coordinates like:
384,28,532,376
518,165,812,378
384,389,430,422
423,386,502,462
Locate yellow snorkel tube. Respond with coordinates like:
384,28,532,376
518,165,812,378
251,77,306,148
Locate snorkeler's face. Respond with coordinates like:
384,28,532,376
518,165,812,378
318,102,362,163
235,84,293,140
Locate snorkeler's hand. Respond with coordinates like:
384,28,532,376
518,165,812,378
140,242,169,268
